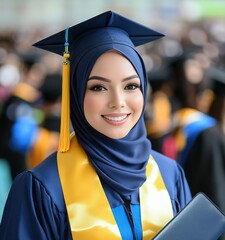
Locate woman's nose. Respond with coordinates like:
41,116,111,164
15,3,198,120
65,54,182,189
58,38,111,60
108,90,125,109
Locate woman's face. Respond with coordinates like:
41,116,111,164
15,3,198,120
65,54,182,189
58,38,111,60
84,51,144,139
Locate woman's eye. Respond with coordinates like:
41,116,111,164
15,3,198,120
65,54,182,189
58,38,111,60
89,85,106,91
125,84,140,90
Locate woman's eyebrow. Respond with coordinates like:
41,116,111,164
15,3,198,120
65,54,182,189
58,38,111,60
122,74,139,82
87,74,139,82
87,76,111,82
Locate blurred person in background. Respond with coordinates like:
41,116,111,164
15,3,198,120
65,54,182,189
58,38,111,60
182,67,225,221
0,36,20,221
0,52,21,112
0,49,44,220
144,19,225,239
207,67,225,136
168,51,216,161
0,33,63,219
27,61,62,169
145,59,177,160
168,53,225,240
0,51,44,180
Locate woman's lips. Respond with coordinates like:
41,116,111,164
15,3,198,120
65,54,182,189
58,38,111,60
102,114,130,125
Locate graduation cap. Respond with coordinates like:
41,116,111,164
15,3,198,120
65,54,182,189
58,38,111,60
18,52,40,71
33,10,164,152
39,73,62,103
33,11,164,55
207,67,225,96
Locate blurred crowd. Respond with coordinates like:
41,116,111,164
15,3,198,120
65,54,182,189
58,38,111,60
143,18,225,228
0,16,225,223
0,29,63,218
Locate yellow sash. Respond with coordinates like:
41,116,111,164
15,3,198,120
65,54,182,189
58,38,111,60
57,133,173,239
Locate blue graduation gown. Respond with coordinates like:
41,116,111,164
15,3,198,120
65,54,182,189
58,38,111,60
0,151,191,239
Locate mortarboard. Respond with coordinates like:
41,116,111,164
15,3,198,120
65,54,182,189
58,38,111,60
33,11,164,56
18,52,40,70
33,10,164,152
39,73,62,103
207,67,225,96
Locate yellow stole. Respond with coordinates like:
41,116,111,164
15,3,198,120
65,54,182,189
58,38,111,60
57,134,173,239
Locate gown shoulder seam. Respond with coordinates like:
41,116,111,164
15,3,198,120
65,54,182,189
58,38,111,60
26,170,67,215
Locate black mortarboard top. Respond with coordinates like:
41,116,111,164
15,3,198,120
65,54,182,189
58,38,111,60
147,57,173,92
39,73,62,103
18,52,40,70
207,67,225,96
33,10,164,152
33,10,164,56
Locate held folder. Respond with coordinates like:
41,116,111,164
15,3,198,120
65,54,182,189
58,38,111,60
153,192,225,240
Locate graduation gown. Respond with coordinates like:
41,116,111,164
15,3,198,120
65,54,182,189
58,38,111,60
184,125,225,240
0,150,191,239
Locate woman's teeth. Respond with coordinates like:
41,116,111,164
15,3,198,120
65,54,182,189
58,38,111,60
103,115,127,121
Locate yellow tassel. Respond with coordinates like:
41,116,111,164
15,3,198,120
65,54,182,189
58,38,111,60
58,52,70,152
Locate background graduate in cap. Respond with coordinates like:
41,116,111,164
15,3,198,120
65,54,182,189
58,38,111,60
208,67,225,135
0,11,191,239
182,67,225,240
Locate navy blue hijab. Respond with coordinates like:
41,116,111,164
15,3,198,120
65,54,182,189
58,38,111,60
69,27,151,206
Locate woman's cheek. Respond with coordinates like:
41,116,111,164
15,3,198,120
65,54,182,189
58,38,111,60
129,92,144,111
84,94,104,114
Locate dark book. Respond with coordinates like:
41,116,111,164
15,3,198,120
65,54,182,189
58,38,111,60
153,192,225,240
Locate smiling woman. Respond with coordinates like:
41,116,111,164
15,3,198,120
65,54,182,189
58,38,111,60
84,51,143,139
0,11,192,240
